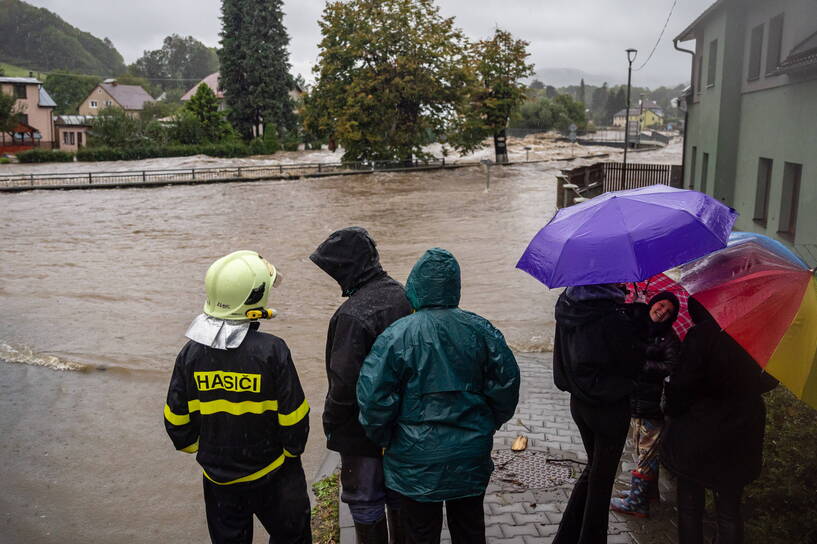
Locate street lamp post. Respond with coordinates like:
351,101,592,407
623,48,637,186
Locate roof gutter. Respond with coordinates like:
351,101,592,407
674,38,695,188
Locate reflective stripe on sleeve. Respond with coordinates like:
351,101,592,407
278,399,310,426
164,403,191,426
203,451,287,486
180,439,199,453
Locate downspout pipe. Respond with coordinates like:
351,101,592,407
674,39,695,188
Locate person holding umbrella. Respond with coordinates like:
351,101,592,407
552,283,644,543
662,298,778,544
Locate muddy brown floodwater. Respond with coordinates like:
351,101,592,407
0,144,678,543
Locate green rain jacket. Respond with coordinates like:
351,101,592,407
357,248,520,501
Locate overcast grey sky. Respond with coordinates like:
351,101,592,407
26,0,714,88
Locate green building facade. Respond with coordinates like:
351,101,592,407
676,0,817,266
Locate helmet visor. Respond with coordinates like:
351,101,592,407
265,260,283,288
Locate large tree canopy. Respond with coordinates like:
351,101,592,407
303,0,482,162
130,35,219,92
219,0,296,140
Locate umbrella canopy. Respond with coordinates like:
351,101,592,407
516,184,737,288
668,233,817,408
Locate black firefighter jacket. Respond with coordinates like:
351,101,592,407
310,227,412,457
164,324,310,485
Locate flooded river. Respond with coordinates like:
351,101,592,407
0,143,680,542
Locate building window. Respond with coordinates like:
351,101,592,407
766,13,784,75
701,152,710,193
753,158,773,225
63,132,70,145
13,84,27,99
748,24,764,81
778,162,801,239
98,88,103,94
105,100,112,107
689,146,698,189
707,40,718,87
90,101,98,108
69,132,75,145
16,113,28,125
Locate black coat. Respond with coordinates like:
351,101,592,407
310,227,412,457
164,325,310,485
625,303,682,419
661,299,778,490
553,291,643,406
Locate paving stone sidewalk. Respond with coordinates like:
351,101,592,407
340,352,681,543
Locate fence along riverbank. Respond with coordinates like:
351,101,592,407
0,152,617,192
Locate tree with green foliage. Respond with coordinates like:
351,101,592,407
219,0,296,140
88,107,143,148
184,83,232,143
44,72,101,114
304,0,479,162
139,100,179,123
591,83,609,124
0,90,21,136
605,87,627,125
510,94,587,133
130,35,219,92
469,28,534,163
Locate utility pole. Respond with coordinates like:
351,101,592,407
623,48,637,186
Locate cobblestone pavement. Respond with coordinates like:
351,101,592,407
340,352,682,544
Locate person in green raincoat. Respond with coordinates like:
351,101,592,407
357,248,520,544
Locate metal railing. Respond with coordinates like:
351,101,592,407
0,158,457,191
557,161,683,208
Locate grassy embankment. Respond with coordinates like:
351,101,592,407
0,62,40,77
311,472,340,544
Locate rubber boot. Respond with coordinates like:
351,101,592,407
354,515,389,544
387,508,404,544
610,472,651,518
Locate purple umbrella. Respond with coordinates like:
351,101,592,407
516,184,737,288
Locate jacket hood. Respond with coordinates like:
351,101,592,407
688,296,715,326
310,227,385,296
555,287,623,328
405,248,461,310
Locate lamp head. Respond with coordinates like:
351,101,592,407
626,48,638,63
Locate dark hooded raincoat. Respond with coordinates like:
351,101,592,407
310,227,412,457
661,298,778,490
357,248,520,502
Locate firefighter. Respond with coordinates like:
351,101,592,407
310,227,412,544
164,250,311,544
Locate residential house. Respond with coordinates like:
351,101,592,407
55,115,94,151
181,72,304,110
78,80,154,118
675,0,817,265
612,103,665,130
0,76,57,151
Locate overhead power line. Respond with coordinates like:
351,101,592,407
634,0,679,72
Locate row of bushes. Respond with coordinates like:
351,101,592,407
15,138,302,164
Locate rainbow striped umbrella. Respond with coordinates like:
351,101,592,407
667,233,817,409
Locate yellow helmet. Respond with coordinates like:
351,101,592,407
203,250,281,320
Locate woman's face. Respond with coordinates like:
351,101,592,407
650,299,676,323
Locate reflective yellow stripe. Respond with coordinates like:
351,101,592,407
180,439,199,453
284,449,297,458
203,452,287,486
188,399,279,416
278,399,310,426
164,404,190,426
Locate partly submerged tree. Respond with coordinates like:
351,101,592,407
303,0,479,162
469,28,534,163
88,107,143,148
219,0,296,140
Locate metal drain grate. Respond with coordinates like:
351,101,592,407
491,449,574,490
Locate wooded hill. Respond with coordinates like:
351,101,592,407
0,0,126,76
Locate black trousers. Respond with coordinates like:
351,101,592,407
203,458,312,544
554,396,630,544
399,493,485,544
677,476,744,544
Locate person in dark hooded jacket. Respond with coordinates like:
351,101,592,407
310,227,412,544
661,297,778,544
552,283,643,544
357,248,520,544
611,291,681,518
